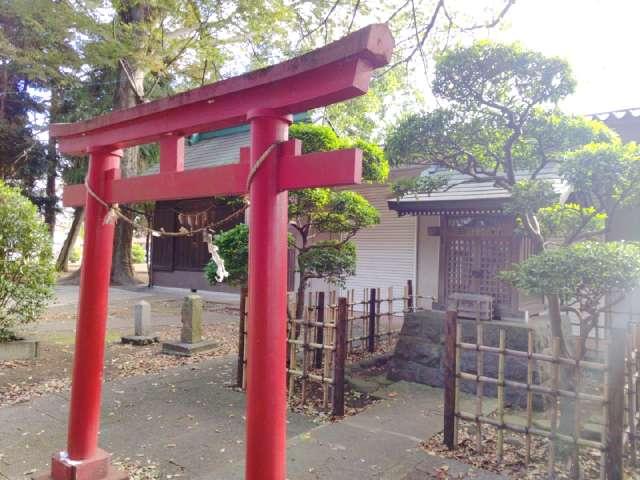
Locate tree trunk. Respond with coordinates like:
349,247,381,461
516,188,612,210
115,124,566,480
109,3,147,285
548,293,580,473
0,62,7,120
44,85,60,234
56,207,84,272
295,275,307,320
547,294,566,353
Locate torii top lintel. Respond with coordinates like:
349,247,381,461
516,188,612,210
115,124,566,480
51,24,394,155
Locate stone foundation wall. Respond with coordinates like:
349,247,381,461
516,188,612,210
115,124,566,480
388,310,551,408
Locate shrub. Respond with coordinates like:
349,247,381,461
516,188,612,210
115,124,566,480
501,241,640,308
205,224,249,287
69,245,82,263
131,243,146,264
0,180,55,341
289,123,340,153
290,123,390,183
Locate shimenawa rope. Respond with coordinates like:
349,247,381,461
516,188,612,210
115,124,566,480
83,141,282,282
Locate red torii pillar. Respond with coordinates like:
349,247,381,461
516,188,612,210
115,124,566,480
36,24,394,480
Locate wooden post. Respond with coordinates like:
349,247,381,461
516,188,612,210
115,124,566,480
443,309,458,450
387,286,393,345
549,337,560,477
525,331,534,466
407,279,414,311
606,327,625,480
368,288,376,353
628,331,637,471
237,286,248,388
332,297,348,417
496,329,506,461
315,292,325,368
475,321,484,453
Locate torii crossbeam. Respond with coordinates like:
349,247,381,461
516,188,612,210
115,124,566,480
37,24,393,480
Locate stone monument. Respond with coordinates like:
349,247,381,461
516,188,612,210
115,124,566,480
121,300,159,345
162,294,217,356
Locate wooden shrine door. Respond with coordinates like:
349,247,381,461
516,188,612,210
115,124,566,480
439,215,517,316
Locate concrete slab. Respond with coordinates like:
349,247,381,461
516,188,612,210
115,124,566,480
0,356,313,480
1,359,506,480
214,381,507,480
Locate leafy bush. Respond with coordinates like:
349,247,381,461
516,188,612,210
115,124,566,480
69,245,82,263
131,243,146,264
289,123,340,153
290,123,390,183
339,137,389,183
501,241,640,308
297,240,356,287
0,180,55,341
205,224,249,287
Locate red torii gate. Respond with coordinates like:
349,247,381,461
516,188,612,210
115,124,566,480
37,24,394,480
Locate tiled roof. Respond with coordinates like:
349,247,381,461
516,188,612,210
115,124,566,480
585,108,640,121
393,165,566,203
144,130,250,175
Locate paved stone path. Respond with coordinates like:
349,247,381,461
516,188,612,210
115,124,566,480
0,356,506,480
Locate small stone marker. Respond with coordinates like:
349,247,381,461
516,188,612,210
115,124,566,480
121,300,159,346
162,294,217,356
181,294,203,343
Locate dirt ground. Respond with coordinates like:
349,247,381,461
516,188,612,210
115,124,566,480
0,290,241,407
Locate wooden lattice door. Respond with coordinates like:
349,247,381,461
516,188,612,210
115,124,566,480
440,215,515,315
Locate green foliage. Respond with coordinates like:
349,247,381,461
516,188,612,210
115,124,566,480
0,180,54,340
324,69,415,142
69,246,82,264
290,189,380,237
562,141,640,214
131,243,146,264
341,138,389,183
391,174,450,200
385,39,640,348
210,188,380,285
501,242,640,311
288,188,331,219
433,41,576,115
536,204,606,243
505,180,559,216
0,0,90,204
205,223,249,287
297,241,356,287
289,123,389,183
290,123,340,153
385,42,610,184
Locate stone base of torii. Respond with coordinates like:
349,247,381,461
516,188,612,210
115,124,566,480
32,24,394,480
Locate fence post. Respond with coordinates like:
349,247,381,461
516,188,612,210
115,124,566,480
443,308,458,450
314,292,325,368
606,326,625,480
237,286,248,388
332,297,348,417
368,288,376,353
407,279,414,311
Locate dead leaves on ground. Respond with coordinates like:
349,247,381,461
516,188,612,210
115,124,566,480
0,323,239,408
423,420,604,479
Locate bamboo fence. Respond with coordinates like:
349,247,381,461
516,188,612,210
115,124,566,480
238,281,422,415
443,304,640,480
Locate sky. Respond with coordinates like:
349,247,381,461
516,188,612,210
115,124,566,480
488,0,640,115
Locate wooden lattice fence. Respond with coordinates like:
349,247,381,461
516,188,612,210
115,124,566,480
237,281,422,416
443,306,640,480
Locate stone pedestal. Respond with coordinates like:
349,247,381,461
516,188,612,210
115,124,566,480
162,295,216,356
121,301,158,346
388,310,551,408
0,338,39,360
32,449,128,480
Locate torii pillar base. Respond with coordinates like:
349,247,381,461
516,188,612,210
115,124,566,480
32,450,127,480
